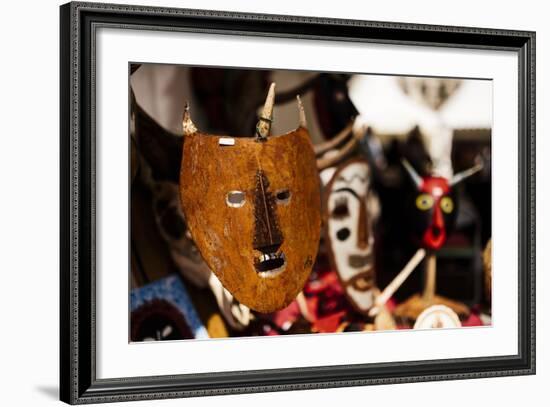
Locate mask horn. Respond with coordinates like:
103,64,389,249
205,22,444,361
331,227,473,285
297,95,307,128
402,159,423,189
182,102,198,136
449,163,483,186
256,82,275,141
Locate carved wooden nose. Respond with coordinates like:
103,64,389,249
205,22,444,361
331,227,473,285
252,170,284,253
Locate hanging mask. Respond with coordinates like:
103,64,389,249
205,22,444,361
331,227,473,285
323,158,376,314
179,84,321,313
403,159,482,251
151,181,211,288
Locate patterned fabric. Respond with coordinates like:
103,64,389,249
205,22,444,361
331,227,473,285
130,274,209,340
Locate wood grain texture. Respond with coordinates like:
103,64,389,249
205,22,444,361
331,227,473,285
180,127,321,313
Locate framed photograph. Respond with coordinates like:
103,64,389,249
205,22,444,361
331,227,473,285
60,1,535,404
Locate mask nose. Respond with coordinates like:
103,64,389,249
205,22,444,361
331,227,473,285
432,203,445,230
252,170,284,254
356,196,369,250
423,202,447,250
255,242,282,255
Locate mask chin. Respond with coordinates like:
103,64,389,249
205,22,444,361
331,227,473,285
340,268,375,312
346,285,375,312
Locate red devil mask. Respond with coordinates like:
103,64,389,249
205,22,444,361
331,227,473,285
403,160,482,251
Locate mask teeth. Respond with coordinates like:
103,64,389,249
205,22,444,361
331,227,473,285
259,252,281,262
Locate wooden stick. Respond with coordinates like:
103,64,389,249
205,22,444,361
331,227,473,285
296,291,313,322
369,248,426,317
422,254,437,302
316,136,358,170
314,121,354,155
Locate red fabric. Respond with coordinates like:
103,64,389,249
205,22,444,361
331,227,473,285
461,311,484,327
262,264,488,334
266,266,370,334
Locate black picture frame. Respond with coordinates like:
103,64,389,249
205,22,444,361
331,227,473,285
60,1,536,404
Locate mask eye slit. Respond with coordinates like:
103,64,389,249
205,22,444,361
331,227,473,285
275,189,291,204
332,196,350,219
336,227,351,241
226,191,246,208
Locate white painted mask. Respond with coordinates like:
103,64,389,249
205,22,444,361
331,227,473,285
324,158,376,314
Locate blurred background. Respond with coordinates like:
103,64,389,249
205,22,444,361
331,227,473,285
129,63,492,341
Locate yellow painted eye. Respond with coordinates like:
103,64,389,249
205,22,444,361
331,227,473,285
416,194,434,211
440,196,454,213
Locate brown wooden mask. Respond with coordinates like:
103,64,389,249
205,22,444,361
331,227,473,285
179,84,321,313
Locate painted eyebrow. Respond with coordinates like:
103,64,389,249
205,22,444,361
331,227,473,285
333,187,360,200
336,174,367,184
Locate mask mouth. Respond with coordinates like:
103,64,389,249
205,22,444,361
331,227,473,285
255,252,286,278
348,254,371,269
423,225,446,250
431,226,442,238
345,269,374,292
350,277,374,293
